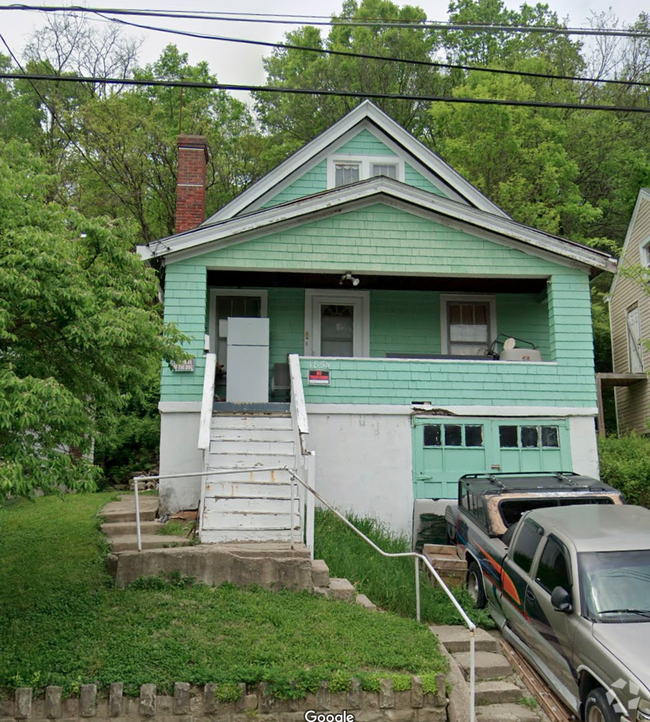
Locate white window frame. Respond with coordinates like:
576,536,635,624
440,294,497,357
641,237,650,268
626,303,644,373
304,289,370,357
327,155,404,188
208,288,268,357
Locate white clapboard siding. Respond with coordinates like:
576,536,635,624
201,413,301,543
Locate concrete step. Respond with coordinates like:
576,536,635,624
430,626,499,654
211,415,292,430
476,703,539,721
101,521,160,537
328,578,356,602
453,651,512,681
209,440,295,455
109,534,191,552
312,559,330,587
217,542,310,559
211,428,295,443
476,681,523,706
99,496,158,523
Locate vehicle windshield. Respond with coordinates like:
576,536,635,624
579,550,650,621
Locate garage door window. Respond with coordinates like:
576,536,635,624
423,424,484,447
499,425,560,448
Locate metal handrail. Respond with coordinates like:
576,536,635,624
133,464,477,721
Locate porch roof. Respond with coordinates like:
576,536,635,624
138,177,617,275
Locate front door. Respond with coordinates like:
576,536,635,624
305,290,369,357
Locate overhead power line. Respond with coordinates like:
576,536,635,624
2,5,650,38
95,11,650,90
2,71,650,113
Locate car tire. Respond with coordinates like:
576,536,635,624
584,687,618,722
466,561,487,609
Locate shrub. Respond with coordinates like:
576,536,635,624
599,434,650,507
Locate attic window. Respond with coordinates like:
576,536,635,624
328,156,404,188
642,238,650,268
335,163,360,187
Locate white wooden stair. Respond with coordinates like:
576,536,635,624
200,412,301,544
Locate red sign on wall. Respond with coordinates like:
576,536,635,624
308,369,330,385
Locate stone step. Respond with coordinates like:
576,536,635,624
99,497,159,523
109,534,192,552
328,578,356,602
453,651,512,681
101,521,161,537
476,702,539,721
311,559,330,587
430,625,500,654
476,681,523,706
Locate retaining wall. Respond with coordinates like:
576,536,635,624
0,678,447,722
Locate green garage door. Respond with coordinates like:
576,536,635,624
412,417,572,499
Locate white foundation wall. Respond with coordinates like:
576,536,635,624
307,413,414,538
158,407,203,513
569,415,600,478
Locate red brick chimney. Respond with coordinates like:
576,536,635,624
176,135,208,234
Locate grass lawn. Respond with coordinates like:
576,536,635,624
0,493,446,698
314,510,494,629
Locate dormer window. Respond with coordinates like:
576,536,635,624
329,156,403,188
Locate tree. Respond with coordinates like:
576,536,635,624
255,0,443,149
0,141,185,499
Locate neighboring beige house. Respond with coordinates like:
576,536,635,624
607,188,650,434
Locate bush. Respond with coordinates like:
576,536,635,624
599,434,650,507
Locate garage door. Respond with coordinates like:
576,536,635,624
412,417,572,499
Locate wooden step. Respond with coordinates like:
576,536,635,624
202,511,301,530
211,416,292,430
206,453,295,469
209,440,295,455
423,544,462,558
200,528,299,544
205,479,293,499
211,428,295,443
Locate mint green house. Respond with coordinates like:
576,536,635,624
138,102,615,545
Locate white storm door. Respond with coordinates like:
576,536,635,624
305,290,369,357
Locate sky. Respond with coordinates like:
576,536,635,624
0,0,646,90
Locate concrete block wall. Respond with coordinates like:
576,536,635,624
0,677,447,722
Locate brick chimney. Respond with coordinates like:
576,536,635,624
176,135,208,234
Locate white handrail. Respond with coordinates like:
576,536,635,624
133,465,476,721
288,354,309,437
198,353,217,451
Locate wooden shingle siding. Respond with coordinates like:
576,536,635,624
261,161,327,209
336,129,397,156
404,164,447,196
611,194,650,433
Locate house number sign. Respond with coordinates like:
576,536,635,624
171,358,195,372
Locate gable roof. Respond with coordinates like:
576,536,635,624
139,176,616,274
609,187,650,297
206,100,508,223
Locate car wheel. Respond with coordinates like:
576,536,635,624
584,688,618,722
466,561,487,609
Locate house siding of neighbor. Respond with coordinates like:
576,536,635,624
609,188,650,434
141,102,615,541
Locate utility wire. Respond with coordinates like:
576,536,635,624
2,5,650,38
0,34,135,214
95,11,650,90
2,71,650,113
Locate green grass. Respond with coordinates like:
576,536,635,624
314,509,494,628
0,494,446,697
155,520,194,537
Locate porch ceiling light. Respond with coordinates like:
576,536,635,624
340,272,360,287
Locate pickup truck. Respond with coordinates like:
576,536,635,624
444,471,624,609
479,504,650,722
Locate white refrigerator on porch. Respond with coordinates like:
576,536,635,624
225,317,270,403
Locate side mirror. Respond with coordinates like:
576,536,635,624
551,586,573,614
